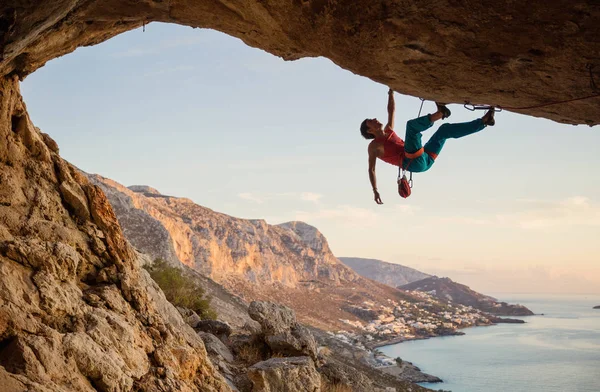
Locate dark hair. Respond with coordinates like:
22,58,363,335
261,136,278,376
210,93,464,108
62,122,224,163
360,119,374,139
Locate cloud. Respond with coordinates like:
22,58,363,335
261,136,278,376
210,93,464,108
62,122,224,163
237,192,322,204
429,196,600,230
498,196,600,229
238,192,264,203
300,192,322,203
394,204,421,215
294,205,379,228
437,216,492,226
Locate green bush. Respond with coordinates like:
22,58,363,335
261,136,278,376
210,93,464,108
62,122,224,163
144,259,217,320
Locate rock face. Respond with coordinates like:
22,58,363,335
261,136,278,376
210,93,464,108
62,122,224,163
400,276,534,316
248,357,321,392
340,257,430,287
0,76,230,391
248,301,318,361
2,1,600,125
90,176,358,289
87,176,444,333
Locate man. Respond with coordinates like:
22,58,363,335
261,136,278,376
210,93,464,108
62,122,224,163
360,89,495,204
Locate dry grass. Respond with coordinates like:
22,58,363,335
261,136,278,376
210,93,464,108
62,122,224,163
236,343,264,365
319,346,332,358
321,376,353,392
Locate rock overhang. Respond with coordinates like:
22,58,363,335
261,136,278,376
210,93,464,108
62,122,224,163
1,0,599,125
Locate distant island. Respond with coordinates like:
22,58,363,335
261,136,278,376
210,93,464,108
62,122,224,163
594,305,600,309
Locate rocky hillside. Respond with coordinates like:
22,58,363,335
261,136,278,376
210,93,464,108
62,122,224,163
90,176,358,289
400,276,534,316
339,257,430,287
90,176,451,332
0,76,230,391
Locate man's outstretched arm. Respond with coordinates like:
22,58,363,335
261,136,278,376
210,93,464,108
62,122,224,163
386,88,395,130
368,145,383,204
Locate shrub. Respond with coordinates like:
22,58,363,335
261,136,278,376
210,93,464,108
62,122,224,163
144,259,217,320
320,377,353,392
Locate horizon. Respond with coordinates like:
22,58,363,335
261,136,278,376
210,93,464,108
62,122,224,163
21,22,600,296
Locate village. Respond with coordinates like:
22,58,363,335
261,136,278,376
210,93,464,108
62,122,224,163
333,289,494,351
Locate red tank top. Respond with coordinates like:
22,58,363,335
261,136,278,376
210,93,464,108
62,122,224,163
376,128,405,167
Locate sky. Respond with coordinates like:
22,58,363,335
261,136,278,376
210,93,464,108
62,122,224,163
21,23,600,295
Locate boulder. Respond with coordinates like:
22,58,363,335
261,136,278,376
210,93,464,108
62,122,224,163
199,332,234,363
59,181,90,221
319,360,374,391
248,301,296,335
248,357,321,392
248,301,317,360
196,319,233,338
176,307,202,329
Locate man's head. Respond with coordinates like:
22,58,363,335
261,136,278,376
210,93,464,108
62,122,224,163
360,118,384,139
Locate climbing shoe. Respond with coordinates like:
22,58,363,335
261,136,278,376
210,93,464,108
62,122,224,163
435,102,451,119
482,108,495,126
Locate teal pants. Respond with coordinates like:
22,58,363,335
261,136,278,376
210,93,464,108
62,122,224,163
402,115,487,172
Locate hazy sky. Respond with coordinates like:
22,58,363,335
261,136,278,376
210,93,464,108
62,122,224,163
21,23,600,295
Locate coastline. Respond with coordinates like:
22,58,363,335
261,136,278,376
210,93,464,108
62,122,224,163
366,316,527,385
376,294,600,392
368,329,466,349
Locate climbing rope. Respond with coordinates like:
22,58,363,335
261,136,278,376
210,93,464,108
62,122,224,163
417,98,425,117
464,63,600,112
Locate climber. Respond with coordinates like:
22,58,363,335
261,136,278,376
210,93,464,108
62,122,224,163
360,89,495,204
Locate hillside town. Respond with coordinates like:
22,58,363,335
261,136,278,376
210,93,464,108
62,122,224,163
336,289,494,348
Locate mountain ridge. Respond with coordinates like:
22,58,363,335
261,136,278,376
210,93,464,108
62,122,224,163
339,257,431,287
401,276,534,316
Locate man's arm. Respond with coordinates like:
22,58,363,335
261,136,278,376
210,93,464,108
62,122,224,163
386,88,395,130
368,144,383,205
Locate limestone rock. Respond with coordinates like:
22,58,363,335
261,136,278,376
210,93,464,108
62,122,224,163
0,76,231,392
128,185,161,195
248,357,321,392
319,361,374,392
59,180,90,221
1,1,600,124
91,175,359,289
248,301,296,335
177,307,202,329
195,320,233,339
198,332,234,363
248,301,317,361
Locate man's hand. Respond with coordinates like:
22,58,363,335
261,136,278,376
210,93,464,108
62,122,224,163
386,88,395,130
373,189,383,205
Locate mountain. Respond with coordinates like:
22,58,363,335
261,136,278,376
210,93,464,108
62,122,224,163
90,176,357,288
89,175,426,331
400,276,534,316
339,257,430,287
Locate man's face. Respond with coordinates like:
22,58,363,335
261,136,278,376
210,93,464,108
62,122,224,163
366,118,383,135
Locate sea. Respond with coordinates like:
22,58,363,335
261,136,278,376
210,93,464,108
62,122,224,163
379,294,600,392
